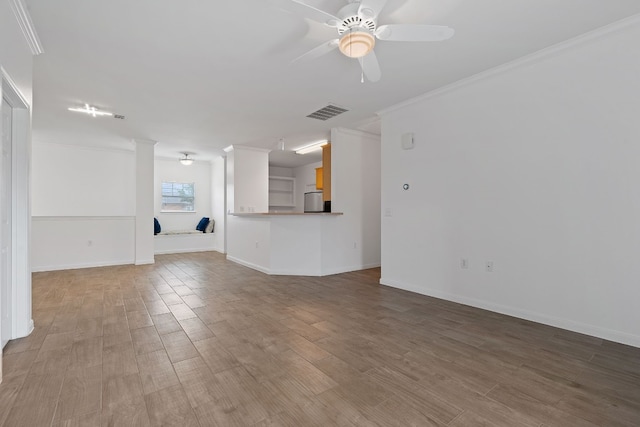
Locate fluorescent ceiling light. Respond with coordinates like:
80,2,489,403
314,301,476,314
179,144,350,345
179,153,194,166
295,140,328,155
68,103,113,117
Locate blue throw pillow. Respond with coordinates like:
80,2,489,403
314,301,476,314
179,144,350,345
154,218,161,235
196,217,209,232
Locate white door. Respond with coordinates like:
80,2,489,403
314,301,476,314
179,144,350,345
1,97,12,349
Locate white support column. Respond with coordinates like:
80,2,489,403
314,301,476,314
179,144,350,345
134,139,156,265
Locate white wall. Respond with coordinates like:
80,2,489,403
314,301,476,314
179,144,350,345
32,217,135,271
154,157,212,231
227,146,269,213
321,128,381,274
32,143,135,216
294,161,321,212
211,156,226,253
226,215,271,272
380,20,640,347
31,143,137,270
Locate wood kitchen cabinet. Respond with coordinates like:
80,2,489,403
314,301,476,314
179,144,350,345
315,167,323,190
322,143,331,202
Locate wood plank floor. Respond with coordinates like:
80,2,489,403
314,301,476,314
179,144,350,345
1,251,639,426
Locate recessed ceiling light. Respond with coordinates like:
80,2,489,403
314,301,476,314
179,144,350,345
68,103,113,117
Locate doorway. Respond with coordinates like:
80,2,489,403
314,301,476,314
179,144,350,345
0,69,32,356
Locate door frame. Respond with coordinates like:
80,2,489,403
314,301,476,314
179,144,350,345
0,67,33,345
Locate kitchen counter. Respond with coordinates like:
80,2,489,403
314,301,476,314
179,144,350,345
226,212,359,276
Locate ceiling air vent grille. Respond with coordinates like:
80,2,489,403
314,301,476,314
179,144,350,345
306,104,349,121
113,114,125,120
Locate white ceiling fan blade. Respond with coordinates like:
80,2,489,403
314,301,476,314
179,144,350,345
291,39,339,64
276,0,341,26
375,24,455,42
358,51,381,82
358,0,388,19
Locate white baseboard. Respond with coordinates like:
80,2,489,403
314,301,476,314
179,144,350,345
154,247,216,255
379,277,640,348
226,257,380,277
134,259,155,266
321,263,381,276
226,256,271,275
32,259,135,272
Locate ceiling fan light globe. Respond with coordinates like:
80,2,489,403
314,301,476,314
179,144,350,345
179,153,194,166
339,31,375,58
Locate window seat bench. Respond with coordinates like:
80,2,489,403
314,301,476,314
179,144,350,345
154,231,216,254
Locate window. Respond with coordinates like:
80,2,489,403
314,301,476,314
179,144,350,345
161,182,195,212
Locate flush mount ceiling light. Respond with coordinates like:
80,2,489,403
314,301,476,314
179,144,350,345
295,140,328,155
179,153,194,166
68,103,113,117
339,29,375,58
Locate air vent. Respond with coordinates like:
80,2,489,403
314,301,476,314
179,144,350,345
306,104,349,121
113,114,125,120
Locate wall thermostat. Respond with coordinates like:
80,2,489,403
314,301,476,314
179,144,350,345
403,183,410,190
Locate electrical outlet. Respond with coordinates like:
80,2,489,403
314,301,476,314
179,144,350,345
255,241,259,248
384,208,392,217
88,240,93,247
460,258,468,269
485,261,494,272
353,242,357,249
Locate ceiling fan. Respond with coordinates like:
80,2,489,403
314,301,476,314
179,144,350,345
280,0,454,82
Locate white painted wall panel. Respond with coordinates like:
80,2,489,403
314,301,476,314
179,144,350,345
32,143,135,216
211,156,226,253
380,22,640,347
226,215,271,273
31,217,135,271
321,128,381,274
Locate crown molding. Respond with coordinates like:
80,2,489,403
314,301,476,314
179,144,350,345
333,127,380,140
9,0,43,55
223,145,272,153
1,66,30,109
132,138,158,146
379,12,640,116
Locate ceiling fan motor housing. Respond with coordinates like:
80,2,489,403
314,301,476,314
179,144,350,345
335,3,376,35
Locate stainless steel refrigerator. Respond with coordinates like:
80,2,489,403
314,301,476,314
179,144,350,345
304,191,323,212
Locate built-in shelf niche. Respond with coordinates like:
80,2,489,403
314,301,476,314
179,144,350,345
268,176,295,207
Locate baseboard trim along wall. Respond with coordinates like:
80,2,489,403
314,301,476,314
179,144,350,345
379,277,640,348
226,256,270,275
32,259,135,273
228,255,380,277
154,248,218,255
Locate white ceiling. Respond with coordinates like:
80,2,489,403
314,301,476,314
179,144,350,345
27,0,640,167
